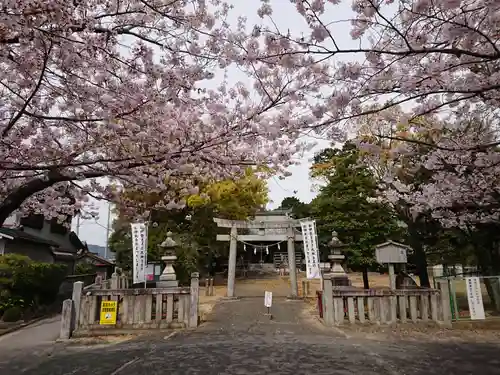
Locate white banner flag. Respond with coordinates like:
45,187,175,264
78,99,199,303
465,277,485,320
300,220,321,279
131,222,148,284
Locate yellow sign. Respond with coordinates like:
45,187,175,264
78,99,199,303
99,301,117,325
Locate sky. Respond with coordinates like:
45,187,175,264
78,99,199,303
72,0,359,247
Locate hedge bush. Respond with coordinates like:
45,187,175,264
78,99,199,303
0,254,67,317
2,306,22,322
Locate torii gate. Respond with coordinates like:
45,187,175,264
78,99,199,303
214,216,303,298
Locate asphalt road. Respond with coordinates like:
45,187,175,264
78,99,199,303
0,299,499,375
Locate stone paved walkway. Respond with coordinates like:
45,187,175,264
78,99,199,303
0,298,499,374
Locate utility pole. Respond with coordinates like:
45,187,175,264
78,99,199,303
76,214,80,236
104,202,112,259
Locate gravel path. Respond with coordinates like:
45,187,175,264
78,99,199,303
0,298,499,374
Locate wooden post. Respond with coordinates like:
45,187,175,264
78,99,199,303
210,278,214,296
227,226,237,298
60,299,73,340
205,278,210,296
287,226,298,298
189,272,200,328
322,275,334,325
71,281,83,331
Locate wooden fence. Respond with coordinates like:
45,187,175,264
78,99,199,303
322,275,452,326
60,272,200,339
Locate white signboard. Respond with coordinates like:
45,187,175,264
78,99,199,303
264,291,273,308
465,277,485,320
131,222,148,284
300,220,321,279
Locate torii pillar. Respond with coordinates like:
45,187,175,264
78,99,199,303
287,225,298,298
227,226,237,298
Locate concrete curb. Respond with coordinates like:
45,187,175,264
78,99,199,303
0,314,54,338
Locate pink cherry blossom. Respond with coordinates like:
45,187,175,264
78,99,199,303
0,0,325,223
256,0,500,229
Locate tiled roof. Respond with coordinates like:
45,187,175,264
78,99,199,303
0,227,60,247
78,251,115,266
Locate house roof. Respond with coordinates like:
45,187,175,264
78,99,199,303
375,240,412,250
78,251,115,266
69,231,87,252
0,227,61,247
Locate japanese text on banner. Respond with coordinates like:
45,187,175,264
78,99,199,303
131,222,148,284
300,220,321,279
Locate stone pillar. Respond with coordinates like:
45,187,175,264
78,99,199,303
437,279,452,327
227,225,237,298
388,264,396,290
71,281,83,331
60,299,73,340
322,275,334,325
189,272,200,328
111,272,119,289
287,226,298,298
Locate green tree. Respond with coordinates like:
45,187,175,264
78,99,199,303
109,169,269,282
310,142,402,288
278,197,312,219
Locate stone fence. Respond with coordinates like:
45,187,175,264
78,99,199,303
322,275,451,326
83,273,129,291
60,272,200,339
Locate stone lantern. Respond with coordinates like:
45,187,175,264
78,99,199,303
157,231,178,288
326,231,351,287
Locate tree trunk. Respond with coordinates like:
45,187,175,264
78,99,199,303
0,170,105,225
414,246,431,288
407,225,431,288
474,244,500,312
362,267,370,289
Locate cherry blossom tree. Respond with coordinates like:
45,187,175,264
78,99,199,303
356,112,500,287
0,0,325,224
257,0,500,225
261,0,500,130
